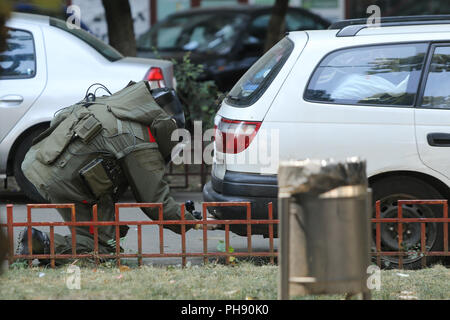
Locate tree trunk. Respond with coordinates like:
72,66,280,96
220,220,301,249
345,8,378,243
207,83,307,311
0,1,11,53
102,0,136,56
264,0,289,53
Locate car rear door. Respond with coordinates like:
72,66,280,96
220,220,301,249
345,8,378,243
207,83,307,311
0,22,46,143
415,43,450,179
265,40,428,176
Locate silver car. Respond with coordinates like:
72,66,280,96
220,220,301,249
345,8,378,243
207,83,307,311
0,13,174,201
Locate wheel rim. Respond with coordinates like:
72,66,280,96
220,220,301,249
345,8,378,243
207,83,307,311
374,193,438,267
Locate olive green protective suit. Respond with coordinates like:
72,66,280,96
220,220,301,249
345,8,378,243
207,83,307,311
21,81,196,259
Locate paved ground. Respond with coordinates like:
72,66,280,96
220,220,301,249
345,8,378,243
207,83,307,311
0,186,278,267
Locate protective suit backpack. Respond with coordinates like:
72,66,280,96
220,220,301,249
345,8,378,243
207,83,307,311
31,81,185,166
104,81,185,163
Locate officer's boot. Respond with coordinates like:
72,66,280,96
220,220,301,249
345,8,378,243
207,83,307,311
16,228,50,265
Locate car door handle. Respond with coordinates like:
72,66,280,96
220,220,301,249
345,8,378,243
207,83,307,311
0,95,24,106
427,133,450,147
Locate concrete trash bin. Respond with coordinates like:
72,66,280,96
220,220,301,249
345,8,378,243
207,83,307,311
278,158,372,299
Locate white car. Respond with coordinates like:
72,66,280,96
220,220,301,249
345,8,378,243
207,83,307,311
0,13,174,201
203,16,450,269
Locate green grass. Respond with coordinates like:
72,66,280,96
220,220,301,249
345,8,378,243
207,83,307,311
0,262,276,300
0,262,448,300
372,265,449,300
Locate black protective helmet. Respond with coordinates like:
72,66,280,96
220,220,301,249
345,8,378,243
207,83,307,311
151,88,186,129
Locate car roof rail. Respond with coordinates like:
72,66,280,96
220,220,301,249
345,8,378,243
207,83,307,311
329,15,450,37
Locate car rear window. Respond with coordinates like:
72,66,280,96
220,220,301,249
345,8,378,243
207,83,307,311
226,37,294,107
305,43,428,106
49,17,123,62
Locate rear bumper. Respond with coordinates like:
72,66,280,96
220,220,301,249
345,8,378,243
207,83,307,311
202,171,278,236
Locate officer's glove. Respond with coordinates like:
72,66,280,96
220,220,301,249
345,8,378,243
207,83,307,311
185,200,220,230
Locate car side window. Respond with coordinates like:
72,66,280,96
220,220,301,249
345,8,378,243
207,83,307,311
246,11,325,46
0,28,36,79
421,46,450,109
285,12,325,31
305,43,428,106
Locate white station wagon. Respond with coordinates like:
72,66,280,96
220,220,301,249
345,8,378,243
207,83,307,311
204,16,450,268
0,13,174,202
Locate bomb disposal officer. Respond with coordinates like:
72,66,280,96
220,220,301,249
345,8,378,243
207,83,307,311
17,81,212,264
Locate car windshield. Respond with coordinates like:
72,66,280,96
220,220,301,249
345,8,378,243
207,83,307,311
137,13,246,55
49,17,123,62
227,37,294,107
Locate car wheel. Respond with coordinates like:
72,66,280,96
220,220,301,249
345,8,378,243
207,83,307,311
13,130,47,203
371,176,445,269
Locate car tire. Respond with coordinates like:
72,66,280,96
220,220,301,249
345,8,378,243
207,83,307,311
13,130,47,203
371,175,445,269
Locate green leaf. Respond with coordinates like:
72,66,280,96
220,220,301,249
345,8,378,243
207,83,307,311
173,52,224,131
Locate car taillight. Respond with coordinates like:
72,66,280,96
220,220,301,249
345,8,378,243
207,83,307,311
215,117,262,154
145,67,166,88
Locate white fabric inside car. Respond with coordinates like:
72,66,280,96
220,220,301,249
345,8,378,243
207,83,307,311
330,74,410,101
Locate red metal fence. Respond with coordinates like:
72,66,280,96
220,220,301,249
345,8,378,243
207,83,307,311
0,202,277,269
1,200,449,269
